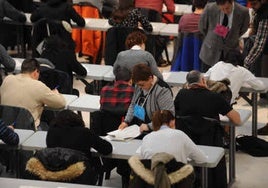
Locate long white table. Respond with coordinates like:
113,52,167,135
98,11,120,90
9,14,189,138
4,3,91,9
81,64,113,80
21,131,224,188
0,177,112,188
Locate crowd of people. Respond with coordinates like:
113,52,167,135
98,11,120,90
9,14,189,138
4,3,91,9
0,0,268,187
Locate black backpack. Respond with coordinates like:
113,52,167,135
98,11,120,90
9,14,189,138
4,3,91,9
236,135,268,157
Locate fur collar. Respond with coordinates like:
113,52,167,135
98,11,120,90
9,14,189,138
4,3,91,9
128,155,194,185
26,157,85,181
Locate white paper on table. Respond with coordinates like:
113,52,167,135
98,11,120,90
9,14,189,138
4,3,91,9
107,124,140,141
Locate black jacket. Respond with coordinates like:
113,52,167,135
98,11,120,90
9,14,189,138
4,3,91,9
0,0,26,22
30,0,85,27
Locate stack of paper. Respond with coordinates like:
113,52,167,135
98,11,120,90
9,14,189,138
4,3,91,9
106,124,140,141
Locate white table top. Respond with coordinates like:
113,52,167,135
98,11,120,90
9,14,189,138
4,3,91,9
151,22,168,35
159,23,178,36
62,94,79,108
162,4,192,16
0,177,111,188
0,129,34,146
82,64,113,80
84,18,111,31
21,131,47,150
68,94,100,112
163,71,188,87
103,69,115,81
220,109,252,125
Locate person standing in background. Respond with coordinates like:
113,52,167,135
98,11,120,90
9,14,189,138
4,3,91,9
199,0,249,71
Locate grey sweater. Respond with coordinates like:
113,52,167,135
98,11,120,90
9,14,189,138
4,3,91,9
124,77,174,128
113,48,163,80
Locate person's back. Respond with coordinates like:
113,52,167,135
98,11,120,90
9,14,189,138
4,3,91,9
0,0,26,22
30,0,85,26
0,59,66,129
205,50,265,104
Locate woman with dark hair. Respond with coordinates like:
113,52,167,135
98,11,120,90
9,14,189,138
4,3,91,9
46,109,113,159
205,49,265,104
179,0,208,32
113,30,163,79
118,63,174,136
108,0,152,32
140,110,207,164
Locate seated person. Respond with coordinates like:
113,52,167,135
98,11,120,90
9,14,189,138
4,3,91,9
0,119,18,145
30,0,85,27
174,70,241,188
0,44,15,85
205,49,265,104
113,30,163,79
140,110,207,164
108,0,152,32
118,63,174,136
0,0,26,22
0,59,66,130
46,109,113,183
93,67,134,135
40,35,87,88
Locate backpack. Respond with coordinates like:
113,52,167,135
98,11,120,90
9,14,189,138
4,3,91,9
236,135,268,157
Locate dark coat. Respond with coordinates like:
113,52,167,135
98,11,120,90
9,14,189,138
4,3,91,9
25,147,98,185
30,0,85,27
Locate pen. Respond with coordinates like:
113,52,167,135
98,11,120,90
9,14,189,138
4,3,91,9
54,85,60,89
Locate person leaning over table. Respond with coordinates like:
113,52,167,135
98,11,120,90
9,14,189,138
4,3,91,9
0,58,66,131
108,0,153,32
140,110,207,164
199,0,250,72
118,63,174,137
174,70,241,188
113,30,163,79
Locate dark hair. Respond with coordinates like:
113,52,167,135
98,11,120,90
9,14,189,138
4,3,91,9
193,0,208,9
224,49,244,66
216,0,233,5
21,59,40,73
132,63,153,83
186,70,202,84
50,110,85,128
111,0,134,23
152,110,175,131
125,30,147,49
114,67,132,81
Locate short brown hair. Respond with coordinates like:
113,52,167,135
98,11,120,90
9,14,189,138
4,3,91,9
152,110,175,131
132,63,153,83
21,58,40,73
125,30,147,49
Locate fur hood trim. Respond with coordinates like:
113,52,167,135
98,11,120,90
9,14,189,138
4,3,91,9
128,156,194,185
26,157,86,181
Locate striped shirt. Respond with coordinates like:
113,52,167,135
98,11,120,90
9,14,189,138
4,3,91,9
0,120,19,145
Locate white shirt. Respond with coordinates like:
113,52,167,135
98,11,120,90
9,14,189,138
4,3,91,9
140,125,207,164
205,61,265,104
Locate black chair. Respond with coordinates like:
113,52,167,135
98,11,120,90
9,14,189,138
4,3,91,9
0,104,35,130
176,115,227,188
104,27,136,66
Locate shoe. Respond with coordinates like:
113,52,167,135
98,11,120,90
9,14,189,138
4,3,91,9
257,124,268,135
157,59,169,67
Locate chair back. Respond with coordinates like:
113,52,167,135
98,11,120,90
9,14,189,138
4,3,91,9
104,27,136,66
0,104,35,130
176,115,224,147
24,147,98,185
39,68,72,94
171,32,203,71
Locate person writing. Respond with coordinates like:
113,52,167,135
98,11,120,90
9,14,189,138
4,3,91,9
140,110,207,164
118,63,174,137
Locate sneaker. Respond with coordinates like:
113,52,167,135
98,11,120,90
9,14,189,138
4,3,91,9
257,124,268,135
